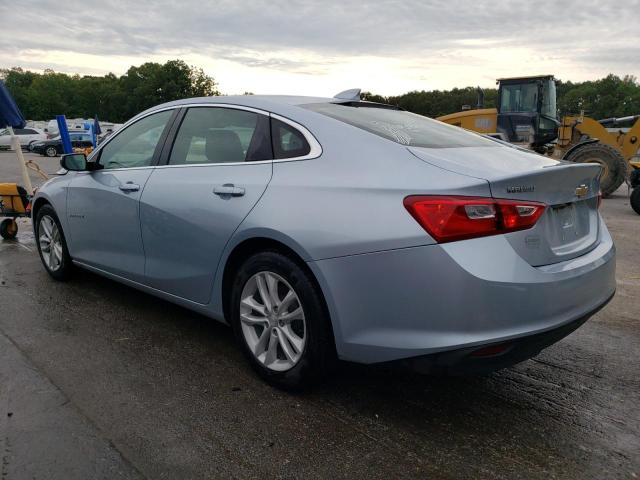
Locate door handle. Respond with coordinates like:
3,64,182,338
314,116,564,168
119,182,140,192
213,184,245,197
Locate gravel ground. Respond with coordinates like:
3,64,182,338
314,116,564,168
0,151,638,479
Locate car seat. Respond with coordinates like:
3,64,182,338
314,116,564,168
205,130,245,163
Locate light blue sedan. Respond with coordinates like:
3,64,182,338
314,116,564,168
32,91,616,388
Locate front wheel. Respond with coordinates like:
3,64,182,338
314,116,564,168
35,205,73,280
230,251,336,389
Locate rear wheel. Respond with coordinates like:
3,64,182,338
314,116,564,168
229,251,335,389
564,142,627,197
631,187,640,215
0,219,18,240
35,205,73,280
45,146,58,157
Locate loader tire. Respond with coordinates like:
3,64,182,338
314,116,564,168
631,188,640,215
564,142,627,197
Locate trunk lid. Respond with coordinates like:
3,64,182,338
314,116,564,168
409,145,602,266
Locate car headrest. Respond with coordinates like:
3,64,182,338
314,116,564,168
205,130,245,163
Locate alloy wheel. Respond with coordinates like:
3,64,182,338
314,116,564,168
38,215,63,271
239,271,306,372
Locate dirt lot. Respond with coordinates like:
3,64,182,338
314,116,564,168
0,151,638,479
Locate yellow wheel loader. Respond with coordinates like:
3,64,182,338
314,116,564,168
437,75,636,197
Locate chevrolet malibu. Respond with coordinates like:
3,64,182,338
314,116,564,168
31,92,616,388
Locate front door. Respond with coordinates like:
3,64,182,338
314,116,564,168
66,109,175,282
140,106,273,304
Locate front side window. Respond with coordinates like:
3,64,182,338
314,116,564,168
304,103,495,148
169,107,271,165
99,110,173,169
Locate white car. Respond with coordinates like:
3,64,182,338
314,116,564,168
0,127,48,150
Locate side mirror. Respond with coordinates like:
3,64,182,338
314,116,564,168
60,153,87,171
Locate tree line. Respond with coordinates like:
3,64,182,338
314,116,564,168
1,60,218,123
364,74,640,120
2,60,639,123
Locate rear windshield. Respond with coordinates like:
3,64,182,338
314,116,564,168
304,103,496,148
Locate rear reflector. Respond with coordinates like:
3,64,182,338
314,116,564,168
404,196,546,243
470,343,511,357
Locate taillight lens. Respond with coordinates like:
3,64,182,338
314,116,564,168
404,196,546,243
597,191,602,209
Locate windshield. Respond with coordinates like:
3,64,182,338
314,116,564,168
541,79,557,118
303,103,496,148
500,83,539,113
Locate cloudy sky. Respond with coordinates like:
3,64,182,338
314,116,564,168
1,0,638,96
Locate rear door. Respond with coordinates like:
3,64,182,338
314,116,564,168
140,106,273,304
66,109,176,282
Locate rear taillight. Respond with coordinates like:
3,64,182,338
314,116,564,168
597,191,603,209
404,196,546,243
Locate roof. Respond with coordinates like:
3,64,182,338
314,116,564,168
132,94,338,123
496,75,554,83
159,94,334,109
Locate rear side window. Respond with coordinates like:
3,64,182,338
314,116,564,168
169,107,272,165
304,103,495,149
271,118,311,159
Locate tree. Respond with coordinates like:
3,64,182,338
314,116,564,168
2,66,639,123
1,60,219,123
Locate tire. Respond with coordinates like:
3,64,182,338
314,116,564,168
45,146,58,157
229,251,336,390
631,188,640,215
564,142,627,197
0,219,17,240
34,205,73,280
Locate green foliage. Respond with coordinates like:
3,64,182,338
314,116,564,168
364,87,498,116
556,74,640,118
1,60,219,123
366,75,640,120
2,64,639,123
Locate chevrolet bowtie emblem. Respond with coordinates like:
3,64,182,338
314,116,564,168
575,184,589,197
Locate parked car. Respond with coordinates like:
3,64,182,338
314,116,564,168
30,132,93,157
0,127,47,150
31,94,616,389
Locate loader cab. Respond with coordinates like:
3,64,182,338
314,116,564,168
497,75,559,150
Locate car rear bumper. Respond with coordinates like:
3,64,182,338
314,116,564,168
403,292,613,374
309,218,616,365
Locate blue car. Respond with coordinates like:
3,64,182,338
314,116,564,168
31,92,616,388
